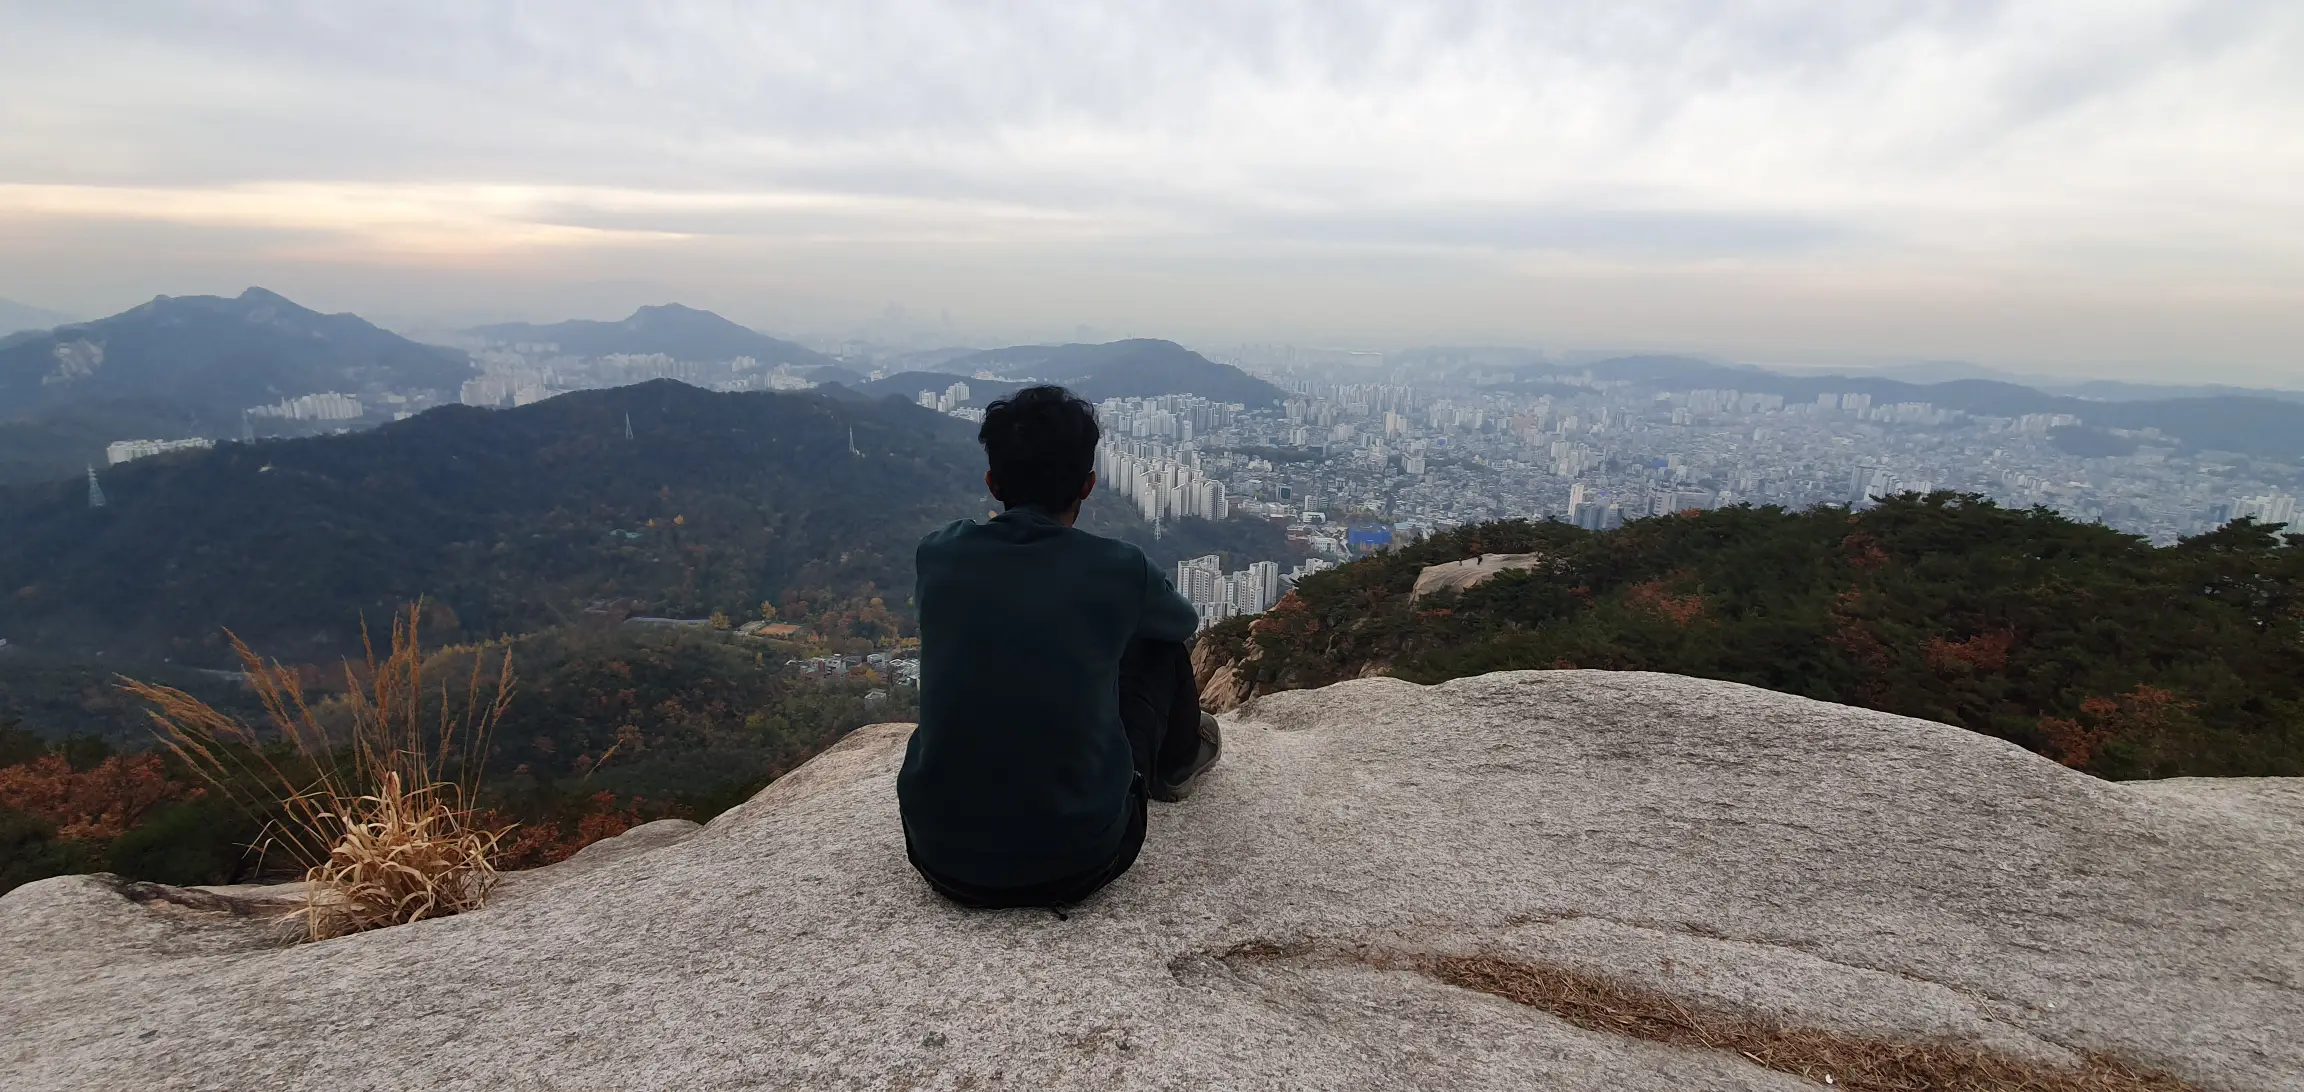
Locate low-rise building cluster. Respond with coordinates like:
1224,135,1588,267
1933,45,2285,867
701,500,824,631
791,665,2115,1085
788,651,920,687
104,437,213,465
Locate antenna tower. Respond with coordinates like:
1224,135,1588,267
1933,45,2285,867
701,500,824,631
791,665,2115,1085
86,465,106,509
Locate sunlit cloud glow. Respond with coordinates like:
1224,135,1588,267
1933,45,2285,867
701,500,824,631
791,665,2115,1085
0,1,2299,380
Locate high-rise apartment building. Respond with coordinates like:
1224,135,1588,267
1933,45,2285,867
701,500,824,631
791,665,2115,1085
1098,435,1232,523
1176,554,1222,605
1849,466,1893,509
2234,492,2298,527
1173,553,1286,632
1248,560,1280,608
1568,482,1614,530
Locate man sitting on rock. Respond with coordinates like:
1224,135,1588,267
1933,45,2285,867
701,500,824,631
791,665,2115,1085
899,384,1221,909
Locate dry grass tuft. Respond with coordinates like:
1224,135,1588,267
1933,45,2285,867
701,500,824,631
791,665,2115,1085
1223,941,2199,1092
121,603,514,941
293,769,502,937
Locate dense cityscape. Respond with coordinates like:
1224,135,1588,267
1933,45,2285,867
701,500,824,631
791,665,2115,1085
827,350,2266,633
906,352,2293,594
231,312,2293,571
90,325,2302,641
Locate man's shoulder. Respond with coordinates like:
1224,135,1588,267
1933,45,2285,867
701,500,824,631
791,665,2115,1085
917,515,1149,575
919,517,979,550
1062,523,1155,570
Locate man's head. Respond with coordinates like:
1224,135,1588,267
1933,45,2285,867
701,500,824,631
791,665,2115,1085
978,385,1099,522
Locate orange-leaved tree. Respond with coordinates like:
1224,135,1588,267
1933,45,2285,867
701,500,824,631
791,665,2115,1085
0,752,191,842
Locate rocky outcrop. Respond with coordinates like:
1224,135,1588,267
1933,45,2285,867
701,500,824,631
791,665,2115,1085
1189,630,1257,712
1409,550,1545,601
2,670,2298,1090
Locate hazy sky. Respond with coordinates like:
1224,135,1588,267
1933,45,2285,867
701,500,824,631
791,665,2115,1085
3,2,2300,382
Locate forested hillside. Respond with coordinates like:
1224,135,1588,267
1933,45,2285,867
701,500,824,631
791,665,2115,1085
0,381,988,663
1202,495,2304,779
0,380,1298,666
0,287,470,416
0,398,233,487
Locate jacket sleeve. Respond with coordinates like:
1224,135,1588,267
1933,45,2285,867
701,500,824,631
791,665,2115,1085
1135,552,1200,644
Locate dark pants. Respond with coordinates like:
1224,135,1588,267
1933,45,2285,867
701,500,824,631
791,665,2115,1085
911,639,1202,909
1119,638,1209,791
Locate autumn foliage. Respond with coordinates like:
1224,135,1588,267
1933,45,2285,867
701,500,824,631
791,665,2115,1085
0,753,191,841
1624,579,1706,625
1924,631,2015,676
481,791,659,870
1204,495,2304,779
2039,686,2189,769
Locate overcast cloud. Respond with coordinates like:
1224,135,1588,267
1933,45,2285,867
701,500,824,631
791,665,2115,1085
2,1,2299,381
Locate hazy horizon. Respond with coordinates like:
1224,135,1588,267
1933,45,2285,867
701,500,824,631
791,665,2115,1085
3,2,2300,385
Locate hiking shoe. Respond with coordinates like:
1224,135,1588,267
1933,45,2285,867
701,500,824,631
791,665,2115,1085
1152,712,1222,802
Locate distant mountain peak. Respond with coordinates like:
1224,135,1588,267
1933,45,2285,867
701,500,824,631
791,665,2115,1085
632,302,713,318
621,303,747,332
123,287,317,323
466,306,833,368
0,287,473,419
932,339,1286,406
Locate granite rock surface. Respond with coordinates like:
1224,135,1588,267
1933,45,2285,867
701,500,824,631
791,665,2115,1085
2,670,2297,1091
1407,551,1546,601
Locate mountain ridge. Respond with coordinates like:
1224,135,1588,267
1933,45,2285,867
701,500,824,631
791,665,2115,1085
855,371,1028,404
466,304,837,369
940,339,1287,406
0,287,472,420
1860,359,2304,403
1568,354,2304,458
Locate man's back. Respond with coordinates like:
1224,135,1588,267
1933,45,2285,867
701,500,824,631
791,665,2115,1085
899,506,1195,890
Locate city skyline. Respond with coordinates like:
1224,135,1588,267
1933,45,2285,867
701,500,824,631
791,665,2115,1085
3,3,2300,385
853,356,2300,616
45,277,2297,561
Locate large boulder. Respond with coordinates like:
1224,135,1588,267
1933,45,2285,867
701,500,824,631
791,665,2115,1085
1409,551,1546,601
2,670,2297,1090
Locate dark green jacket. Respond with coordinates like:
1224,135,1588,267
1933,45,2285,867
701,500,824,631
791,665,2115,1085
899,506,1198,889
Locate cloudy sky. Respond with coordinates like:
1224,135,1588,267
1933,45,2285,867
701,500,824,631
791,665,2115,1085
2,1,2300,381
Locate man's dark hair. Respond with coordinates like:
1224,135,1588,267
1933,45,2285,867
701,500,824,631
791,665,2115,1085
978,385,1100,511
